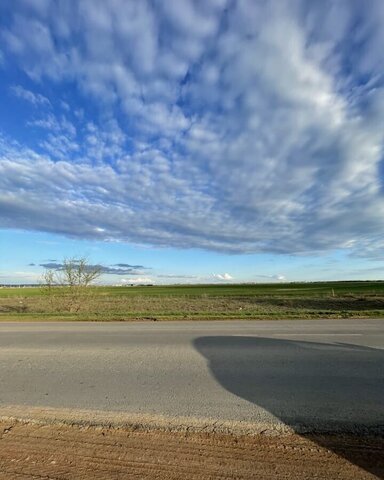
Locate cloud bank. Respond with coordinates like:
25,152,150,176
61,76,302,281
1,1,384,256
39,262,146,276
121,277,153,284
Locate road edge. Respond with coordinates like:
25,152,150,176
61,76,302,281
1,405,383,437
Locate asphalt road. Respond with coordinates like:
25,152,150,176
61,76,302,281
0,319,383,433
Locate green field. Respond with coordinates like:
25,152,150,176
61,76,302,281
1,281,384,321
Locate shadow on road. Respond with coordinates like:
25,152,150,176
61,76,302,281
193,336,384,478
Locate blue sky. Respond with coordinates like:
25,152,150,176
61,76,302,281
1,0,384,284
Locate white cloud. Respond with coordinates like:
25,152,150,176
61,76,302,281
212,273,233,281
0,270,41,283
254,274,286,282
122,277,153,284
156,274,198,279
10,85,50,106
273,275,285,281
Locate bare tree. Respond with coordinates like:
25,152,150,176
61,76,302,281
61,258,101,288
41,269,58,310
42,257,102,313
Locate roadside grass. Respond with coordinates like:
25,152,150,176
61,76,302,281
1,281,384,321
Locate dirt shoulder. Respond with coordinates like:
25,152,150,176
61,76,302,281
0,418,383,480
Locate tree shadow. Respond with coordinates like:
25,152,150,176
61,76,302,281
194,336,384,478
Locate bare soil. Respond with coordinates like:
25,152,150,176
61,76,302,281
0,420,383,479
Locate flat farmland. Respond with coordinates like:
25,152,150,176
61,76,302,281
1,281,384,321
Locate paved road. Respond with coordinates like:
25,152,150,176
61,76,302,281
0,320,383,432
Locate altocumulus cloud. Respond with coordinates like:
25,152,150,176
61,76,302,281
1,1,384,256
10,85,51,107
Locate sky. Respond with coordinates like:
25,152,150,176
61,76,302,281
1,0,384,285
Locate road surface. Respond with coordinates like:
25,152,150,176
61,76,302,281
0,319,383,433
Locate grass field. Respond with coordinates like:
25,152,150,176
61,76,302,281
1,281,384,321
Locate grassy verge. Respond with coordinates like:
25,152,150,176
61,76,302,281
1,281,384,321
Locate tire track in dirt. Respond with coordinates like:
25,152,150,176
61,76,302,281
1,420,383,479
